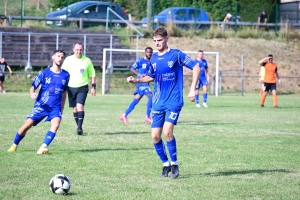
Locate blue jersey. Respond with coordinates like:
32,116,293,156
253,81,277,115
32,68,70,109
195,58,208,80
131,57,152,87
149,48,197,110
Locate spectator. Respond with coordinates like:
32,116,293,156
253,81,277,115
258,10,268,26
0,57,13,93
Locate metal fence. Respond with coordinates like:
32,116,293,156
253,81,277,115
1,0,300,31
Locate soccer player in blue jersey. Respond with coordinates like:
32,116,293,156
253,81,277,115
194,50,209,108
127,26,200,179
120,47,153,124
7,50,70,154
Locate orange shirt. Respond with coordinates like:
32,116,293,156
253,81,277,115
263,62,277,83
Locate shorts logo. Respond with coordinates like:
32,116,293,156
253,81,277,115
169,112,178,120
80,69,84,74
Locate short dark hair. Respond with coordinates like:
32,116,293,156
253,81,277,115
53,49,66,56
152,26,168,38
268,54,273,57
198,50,204,53
145,47,153,52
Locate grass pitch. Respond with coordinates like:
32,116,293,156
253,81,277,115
0,93,299,199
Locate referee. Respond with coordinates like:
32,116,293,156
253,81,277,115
62,42,96,135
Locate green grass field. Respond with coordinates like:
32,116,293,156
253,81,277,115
0,93,300,199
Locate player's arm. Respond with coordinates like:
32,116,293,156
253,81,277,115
87,61,96,96
91,76,96,96
6,64,12,74
188,63,200,102
130,68,138,75
29,86,37,100
264,16,268,25
128,75,153,84
275,69,281,86
205,68,209,83
258,57,269,65
61,90,67,114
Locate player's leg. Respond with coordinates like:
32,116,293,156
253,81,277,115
1,76,5,93
7,118,35,152
75,85,89,135
260,83,268,107
144,90,152,123
120,89,142,124
164,108,181,179
151,110,170,177
259,83,264,95
202,83,208,108
67,87,78,126
37,109,62,154
195,81,200,107
0,76,4,92
271,84,279,108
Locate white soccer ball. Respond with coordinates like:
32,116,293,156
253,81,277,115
127,76,133,83
49,174,71,195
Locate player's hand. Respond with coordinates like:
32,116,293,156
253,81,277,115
188,90,196,102
91,88,96,96
30,93,37,100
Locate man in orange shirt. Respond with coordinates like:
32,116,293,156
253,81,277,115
258,54,282,108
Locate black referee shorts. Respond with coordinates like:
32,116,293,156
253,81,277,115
0,76,5,82
67,85,89,107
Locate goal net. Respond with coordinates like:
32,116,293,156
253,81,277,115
101,48,219,96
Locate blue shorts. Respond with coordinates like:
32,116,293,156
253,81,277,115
151,107,182,128
27,106,62,126
133,85,152,96
195,79,207,89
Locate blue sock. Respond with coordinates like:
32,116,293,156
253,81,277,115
13,132,25,146
124,98,139,116
42,131,56,146
146,97,152,118
167,137,177,163
154,139,169,163
203,93,208,103
195,94,199,104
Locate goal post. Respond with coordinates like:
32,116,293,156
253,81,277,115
102,48,219,96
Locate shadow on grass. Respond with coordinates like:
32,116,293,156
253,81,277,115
103,131,149,135
76,131,149,135
178,121,239,126
78,147,153,153
198,169,293,177
178,169,293,179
